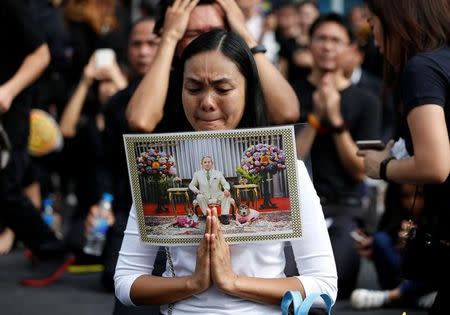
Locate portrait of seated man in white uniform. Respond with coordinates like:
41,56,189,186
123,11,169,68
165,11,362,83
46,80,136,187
189,156,234,223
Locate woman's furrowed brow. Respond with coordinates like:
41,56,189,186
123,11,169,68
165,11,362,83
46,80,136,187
185,77,233,84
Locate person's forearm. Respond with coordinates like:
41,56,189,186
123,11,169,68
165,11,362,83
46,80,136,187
387,157,449,184
296,125,317,159
223,276,304,305
277,57,289,79
333,131,365,181
293,50,313,69
3,44,50,99
253,53,300,124
126,36,178,132
222,178,231,191
220,3,300,124
189,181,200,194
60,77,91,138
393,106,450,184
130,274,204,305
112,70,128,91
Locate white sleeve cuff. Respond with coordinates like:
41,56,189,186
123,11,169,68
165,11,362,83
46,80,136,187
295,275,337,305
115,273,144,306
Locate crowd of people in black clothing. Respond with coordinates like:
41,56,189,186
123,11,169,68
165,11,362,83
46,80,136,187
0,1,449,315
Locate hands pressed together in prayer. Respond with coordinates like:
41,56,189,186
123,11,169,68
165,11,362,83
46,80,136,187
312,73,343,128
191,207,237,295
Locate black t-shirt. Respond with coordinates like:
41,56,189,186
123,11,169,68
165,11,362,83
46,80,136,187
64,115,105,218
401,45,450,239
277,36,310,83
0,1,45,149
293,79,381,201
103,80,139,218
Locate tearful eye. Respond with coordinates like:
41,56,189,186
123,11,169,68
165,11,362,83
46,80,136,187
216,87,233,94
185,86,202,94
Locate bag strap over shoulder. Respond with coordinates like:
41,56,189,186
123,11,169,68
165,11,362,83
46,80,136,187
281,291,333,315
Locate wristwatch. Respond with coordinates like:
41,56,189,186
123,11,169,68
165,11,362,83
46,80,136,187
250,44,267,55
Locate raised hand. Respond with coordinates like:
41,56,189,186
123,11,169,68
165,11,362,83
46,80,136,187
312,89,327,121
162,0,200,42
84,204,115,236
215,0,257,47
0,85,13,113
191,208,212,293
316,73,342,126
357,139,395,179
209,207,237,293
95,58,128,90
82,55,97,86
353,230,373,259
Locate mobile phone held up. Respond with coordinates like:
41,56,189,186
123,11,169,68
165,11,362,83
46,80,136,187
350,230,367,243
94,48,115,69
356,140,385,150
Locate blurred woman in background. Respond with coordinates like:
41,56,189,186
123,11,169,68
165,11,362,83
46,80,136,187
358,1,450,314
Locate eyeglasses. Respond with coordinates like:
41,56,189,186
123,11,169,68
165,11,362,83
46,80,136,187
311,35,349,48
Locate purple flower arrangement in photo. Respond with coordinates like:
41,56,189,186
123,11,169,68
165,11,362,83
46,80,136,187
137,147,177,181
240,144,286,176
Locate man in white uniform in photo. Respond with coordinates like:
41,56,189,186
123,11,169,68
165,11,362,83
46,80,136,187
189,156,233,224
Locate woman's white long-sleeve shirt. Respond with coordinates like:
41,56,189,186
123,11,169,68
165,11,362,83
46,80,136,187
115,160,337,314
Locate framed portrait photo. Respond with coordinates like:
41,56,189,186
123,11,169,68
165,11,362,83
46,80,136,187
124,125,302,246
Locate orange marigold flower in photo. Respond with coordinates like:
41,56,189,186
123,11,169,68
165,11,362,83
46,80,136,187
260,155,270,165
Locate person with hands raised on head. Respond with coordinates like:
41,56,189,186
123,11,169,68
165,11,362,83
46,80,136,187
126,0,300,134
115,29,337,315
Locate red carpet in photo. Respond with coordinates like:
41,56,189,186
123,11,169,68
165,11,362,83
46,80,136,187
143,197,291,216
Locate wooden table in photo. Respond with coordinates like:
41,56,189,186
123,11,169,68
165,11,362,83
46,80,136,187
233,184,260,208
167,187,191,217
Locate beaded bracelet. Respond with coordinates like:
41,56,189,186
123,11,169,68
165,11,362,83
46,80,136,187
307,113,331,134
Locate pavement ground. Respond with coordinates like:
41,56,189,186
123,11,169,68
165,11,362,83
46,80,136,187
0,248,428,315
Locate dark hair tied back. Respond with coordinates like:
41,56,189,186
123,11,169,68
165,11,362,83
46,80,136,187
180,29,267,128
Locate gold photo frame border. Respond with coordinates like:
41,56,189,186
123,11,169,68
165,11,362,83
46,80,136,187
124,125,302,245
